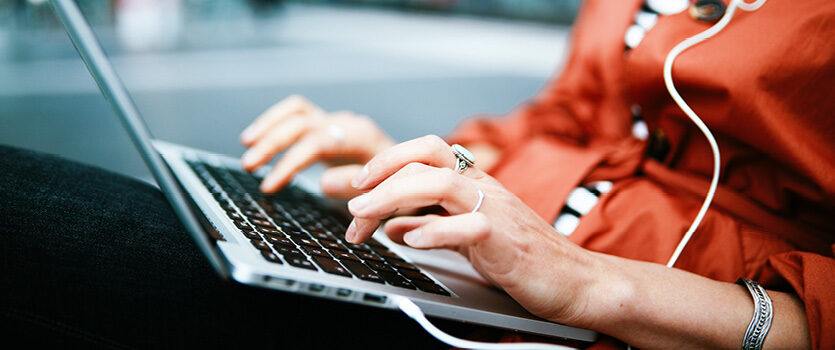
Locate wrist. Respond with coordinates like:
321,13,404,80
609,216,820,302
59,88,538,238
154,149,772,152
562,250,637,330
529,238,634,330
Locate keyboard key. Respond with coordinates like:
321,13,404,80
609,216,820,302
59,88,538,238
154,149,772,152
311,256,352,277
385,258,419,272
365,238,388,250
219,201,235,212
308,231,336,242
378,271,416,290
248,212,269,221
250,239,272,251
331,251,360,262
261,251,283,264
274,244,304,257
292,237,321,248
276,221,299,231
265,235,293,247
355,251,383,262
399,269,432,282
374,249,401,260
340,261,384,284
284,254,317,271
233,219,250,229
343,242,372,253
240,229,260,240
227,211,243,221
412,280,450,296
320,240,347,252
366,261,395,273
282,229,307,238
301,246,331,258
251,219,273,228
258,227,282,235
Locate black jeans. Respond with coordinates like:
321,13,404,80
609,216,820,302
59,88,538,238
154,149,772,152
0,145,480,349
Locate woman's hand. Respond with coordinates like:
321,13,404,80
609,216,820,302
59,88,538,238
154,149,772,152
239,95,395,197
343,135,603,326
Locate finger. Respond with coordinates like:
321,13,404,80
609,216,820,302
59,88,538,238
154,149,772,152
351,135,458,190
383,215,442,244
240,95,321,146
241,115,312,171
348,165,482,220
401,212,491,249
344,217,382,244
259,131,337,193
320,164,365,199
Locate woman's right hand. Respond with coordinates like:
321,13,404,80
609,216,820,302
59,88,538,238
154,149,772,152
239,95,395,198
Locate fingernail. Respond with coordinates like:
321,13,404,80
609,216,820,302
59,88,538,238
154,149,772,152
240,128,256,143
351,163,370,189
403,229,422,246
348,194,370,213
260,174,279,193
345,220,357,243
241,151,258,167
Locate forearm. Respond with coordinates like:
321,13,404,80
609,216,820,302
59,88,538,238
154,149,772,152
579,252,810,349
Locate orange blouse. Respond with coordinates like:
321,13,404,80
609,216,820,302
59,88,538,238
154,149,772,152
447,0,835,348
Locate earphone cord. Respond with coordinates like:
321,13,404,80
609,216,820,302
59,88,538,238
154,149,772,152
395,1,769,349
663,0,766,268
393,296,574,350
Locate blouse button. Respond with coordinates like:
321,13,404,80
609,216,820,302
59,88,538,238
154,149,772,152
625,24,647,49
689,0,726,22
646,0,689,15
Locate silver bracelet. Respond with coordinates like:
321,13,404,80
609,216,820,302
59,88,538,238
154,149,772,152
736,278,773,350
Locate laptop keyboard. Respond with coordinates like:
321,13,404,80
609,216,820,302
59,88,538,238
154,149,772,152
186,159,450,296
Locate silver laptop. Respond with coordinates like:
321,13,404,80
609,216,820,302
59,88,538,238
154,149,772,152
50,0,596,343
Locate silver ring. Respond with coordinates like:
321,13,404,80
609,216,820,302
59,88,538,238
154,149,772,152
471,187,485,213
451,144,475,174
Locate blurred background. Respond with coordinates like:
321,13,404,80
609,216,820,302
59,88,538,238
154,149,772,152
0,0,576,183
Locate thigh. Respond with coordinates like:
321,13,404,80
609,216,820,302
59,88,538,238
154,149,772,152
0,145,460,349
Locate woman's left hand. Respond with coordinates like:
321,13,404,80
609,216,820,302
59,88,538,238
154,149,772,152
344,135,604,326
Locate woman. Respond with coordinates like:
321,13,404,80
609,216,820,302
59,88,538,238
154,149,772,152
238,0,834,348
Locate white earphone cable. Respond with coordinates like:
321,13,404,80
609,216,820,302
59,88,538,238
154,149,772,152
393,296,574,350
663,0,766,268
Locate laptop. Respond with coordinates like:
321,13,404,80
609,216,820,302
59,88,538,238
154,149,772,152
50,0,596,343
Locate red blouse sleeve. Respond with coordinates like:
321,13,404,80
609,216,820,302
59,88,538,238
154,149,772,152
445,0,645,220
768,247,835,350
447,0,639,151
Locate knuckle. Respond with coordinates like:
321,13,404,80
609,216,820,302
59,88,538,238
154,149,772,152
402,162,426,174
331,110,352,118
419,134,444,148
354,114,374,126
471,213,492,238
437,168,460,193
286,94,306,104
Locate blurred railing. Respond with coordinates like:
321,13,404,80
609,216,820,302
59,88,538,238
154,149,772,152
0,0,577,61
291,0,579,23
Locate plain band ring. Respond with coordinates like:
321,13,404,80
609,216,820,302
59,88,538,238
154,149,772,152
471,187,485,213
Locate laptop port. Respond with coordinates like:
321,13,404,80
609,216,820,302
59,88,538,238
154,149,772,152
336,288,352,298
308,284,325,293
363,293,387,304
